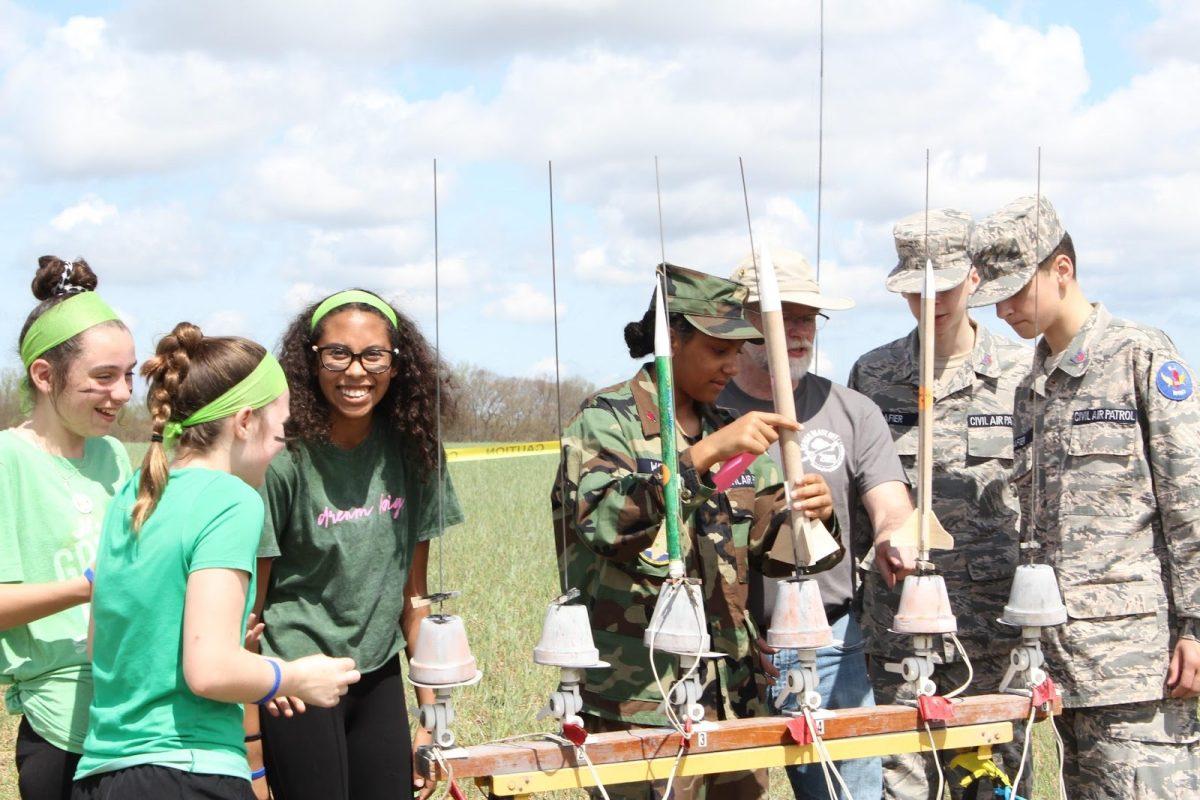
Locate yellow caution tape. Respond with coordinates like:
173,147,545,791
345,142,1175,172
445,440,560,463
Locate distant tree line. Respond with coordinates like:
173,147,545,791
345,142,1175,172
0,365,596,445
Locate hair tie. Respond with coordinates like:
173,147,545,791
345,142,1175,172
150,433,164,443
55,259,85,295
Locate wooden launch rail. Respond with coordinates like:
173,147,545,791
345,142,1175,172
418,693,1059,797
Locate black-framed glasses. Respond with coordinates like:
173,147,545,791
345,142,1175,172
791,312,829,332
311,345,398,373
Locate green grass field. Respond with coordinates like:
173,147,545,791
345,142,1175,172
0,453,1059,799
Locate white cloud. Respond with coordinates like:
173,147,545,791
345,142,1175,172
34,197,211,281
1137,0,1200,65
199,309,250,337
2,0,1198,382
484,282,562,323
0,15,330,177
527,356,567,379
51,195,117,231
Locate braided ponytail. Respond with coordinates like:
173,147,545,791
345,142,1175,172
132,322,266,532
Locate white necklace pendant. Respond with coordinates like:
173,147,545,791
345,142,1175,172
73,494,94,515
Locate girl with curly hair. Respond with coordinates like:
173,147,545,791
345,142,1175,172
248,290,462,800
0,257,135,800
74,322,359,800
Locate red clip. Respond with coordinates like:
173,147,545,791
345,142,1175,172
785,717,813,745
681,717,693,749
562,722,588,747
917,695,955,723
448,779,468,800
1031,676,1057,709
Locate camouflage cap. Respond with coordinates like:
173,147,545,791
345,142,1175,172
968,195,1066,307
730,247,855,310
661,263,763,341
886,208,975,294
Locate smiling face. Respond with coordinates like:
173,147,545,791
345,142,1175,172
672,330,745,404
33,323,137,438
313,309,397,430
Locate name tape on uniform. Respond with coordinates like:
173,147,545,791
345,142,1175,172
445,440,560,463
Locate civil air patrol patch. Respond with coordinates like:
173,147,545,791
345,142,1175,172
1156,361,1193,402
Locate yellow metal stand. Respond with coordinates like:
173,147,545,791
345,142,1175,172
480,720,1012,797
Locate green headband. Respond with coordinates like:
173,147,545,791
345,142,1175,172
20,292,121,368
161,354,287,446
309,290,398,332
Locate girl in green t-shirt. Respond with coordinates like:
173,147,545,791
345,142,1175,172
0,256,135,800
250,290,462,800
73,322,361,800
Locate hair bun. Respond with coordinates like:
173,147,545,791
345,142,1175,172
32,256,98,301
624,320,651,359
169,322,205,356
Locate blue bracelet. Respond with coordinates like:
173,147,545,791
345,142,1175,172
254,659,282,706
250,767,267,780
83,567,95,584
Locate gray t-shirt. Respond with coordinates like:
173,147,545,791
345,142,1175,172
718,374,907,625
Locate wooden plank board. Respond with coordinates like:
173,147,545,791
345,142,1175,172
419,693,1059,781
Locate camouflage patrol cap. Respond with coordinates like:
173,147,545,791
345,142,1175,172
885,208,974,294
661,263,763,341
968,195,1066,307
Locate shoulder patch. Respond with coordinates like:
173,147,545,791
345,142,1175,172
1156,361,1193,402
1013,429,1032,450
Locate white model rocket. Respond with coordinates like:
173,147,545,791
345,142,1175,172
889,256,954,558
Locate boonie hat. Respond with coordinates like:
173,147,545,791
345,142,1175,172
886,208,975,294
968,195,1066,307
730,247,855,310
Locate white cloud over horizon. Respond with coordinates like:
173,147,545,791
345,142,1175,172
0,0,1195,388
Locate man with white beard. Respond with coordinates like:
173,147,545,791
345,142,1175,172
719,249,913,800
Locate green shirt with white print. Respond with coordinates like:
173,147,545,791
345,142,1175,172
258,423,463,674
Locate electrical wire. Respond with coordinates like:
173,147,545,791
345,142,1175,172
661,739,687,799
923,720,945,800
804,706,855,799
943,632,974,699
1009,703,1038,796
475,731,613,800
1049,708,1068,800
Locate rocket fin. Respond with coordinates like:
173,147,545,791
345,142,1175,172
888,507,955,551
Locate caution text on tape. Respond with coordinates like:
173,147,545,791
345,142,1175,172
445,440,560,463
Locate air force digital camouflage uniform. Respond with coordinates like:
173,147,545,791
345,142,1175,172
973,196,1200,799
551,265,842,800
848,209,1032,799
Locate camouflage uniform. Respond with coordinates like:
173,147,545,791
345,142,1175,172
550,265,841,800
973,195,1200,799
848,209,1032,799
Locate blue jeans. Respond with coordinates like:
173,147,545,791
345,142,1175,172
766,612,882,800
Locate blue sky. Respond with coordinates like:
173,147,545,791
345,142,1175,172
1,0,1196,391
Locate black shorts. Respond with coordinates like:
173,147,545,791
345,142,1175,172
72,765,255,800
15,716,81,800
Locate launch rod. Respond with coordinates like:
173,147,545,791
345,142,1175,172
653,270,685,576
